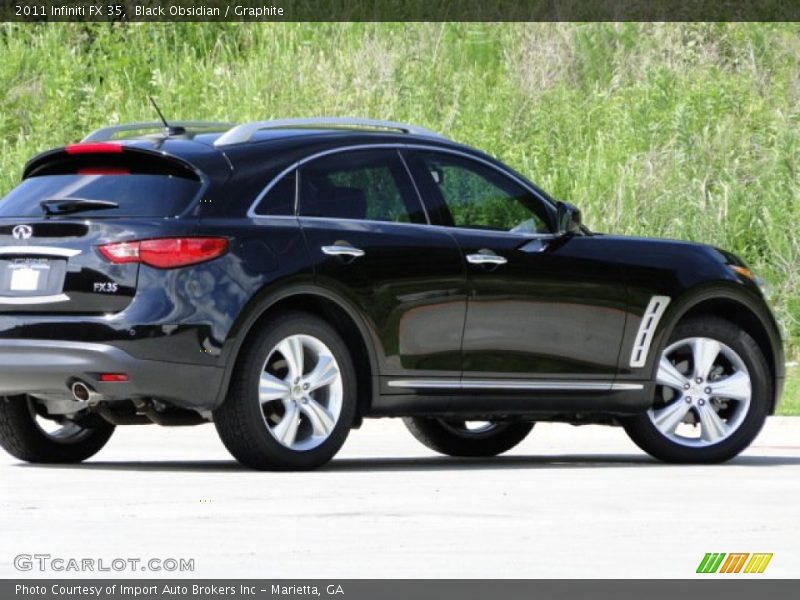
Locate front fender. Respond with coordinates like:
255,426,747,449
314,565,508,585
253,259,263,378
621,280,784,410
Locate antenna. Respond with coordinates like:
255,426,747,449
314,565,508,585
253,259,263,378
148,97,186,137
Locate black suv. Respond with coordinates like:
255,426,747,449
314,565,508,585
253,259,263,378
0,118,784,470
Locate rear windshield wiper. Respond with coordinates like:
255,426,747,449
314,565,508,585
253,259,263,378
40,198,119,216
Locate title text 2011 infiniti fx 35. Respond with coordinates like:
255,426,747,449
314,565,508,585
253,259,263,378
0,118,784,470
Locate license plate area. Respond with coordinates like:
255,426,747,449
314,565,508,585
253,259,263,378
0,258,67,297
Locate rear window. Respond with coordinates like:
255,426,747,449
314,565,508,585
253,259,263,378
0,174,202,218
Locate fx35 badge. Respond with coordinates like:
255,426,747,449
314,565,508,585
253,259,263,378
93,282,119,293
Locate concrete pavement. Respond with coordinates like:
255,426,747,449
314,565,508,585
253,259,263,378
1,417,798,578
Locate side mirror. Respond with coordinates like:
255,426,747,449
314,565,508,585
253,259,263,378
556,201,582,236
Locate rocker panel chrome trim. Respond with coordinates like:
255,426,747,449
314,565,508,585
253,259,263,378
387,379,644,391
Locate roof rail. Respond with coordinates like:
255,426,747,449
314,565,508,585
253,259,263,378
82,121,234,142
213,117,445,147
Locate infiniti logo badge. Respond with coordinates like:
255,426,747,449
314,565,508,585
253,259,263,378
12,225,33,240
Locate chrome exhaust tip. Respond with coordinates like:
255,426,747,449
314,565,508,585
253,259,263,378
71,381,102,404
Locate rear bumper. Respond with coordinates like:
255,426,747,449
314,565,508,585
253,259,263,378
0,339,223,410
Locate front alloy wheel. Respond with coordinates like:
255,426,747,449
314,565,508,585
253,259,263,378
624,316,771,463
214,312,356,470
650,337,751,447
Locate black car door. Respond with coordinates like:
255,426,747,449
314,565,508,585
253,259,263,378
404,148,628,382
294,147,466,380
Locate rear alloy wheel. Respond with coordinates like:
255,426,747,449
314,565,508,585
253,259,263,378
624,317,771,463
0,396,115,463
259,334,344,452
214,312,356,470
403,417,533,457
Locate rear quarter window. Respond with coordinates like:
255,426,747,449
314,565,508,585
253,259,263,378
253,171,296,216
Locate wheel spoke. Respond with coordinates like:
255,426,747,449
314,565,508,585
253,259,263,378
300,398,336,437
656,356,690,391
304,355,339,391
691,338,720,380
272,403,301,447
696,404,728,443
277,337,305,380
259,372,290,404
707,370,751,403
651,399,692,435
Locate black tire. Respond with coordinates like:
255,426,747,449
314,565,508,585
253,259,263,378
623,316,771,464
403,417,533,457
214,311,357,471
0,395,115,464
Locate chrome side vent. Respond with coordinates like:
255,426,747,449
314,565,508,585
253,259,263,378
629,295,670,368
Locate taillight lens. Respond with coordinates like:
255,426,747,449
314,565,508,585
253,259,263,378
99,238,228,269
98,241,140,264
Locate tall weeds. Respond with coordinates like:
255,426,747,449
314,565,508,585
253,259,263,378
0,22,797,354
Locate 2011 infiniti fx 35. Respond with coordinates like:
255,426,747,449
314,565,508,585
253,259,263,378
0,118,784,470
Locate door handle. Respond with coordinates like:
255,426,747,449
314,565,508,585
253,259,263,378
466,251,507,266
321,245,365,258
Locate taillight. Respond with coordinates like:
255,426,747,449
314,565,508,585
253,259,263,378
98,238,228,269
99,241,140,264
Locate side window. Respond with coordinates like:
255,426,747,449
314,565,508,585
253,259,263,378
414,151,550,234
298,149,426,224
254,170,296,216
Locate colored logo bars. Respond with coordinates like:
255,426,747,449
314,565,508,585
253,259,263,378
696,553,773,574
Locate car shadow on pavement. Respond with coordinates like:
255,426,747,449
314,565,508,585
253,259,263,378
12,453,800,473
323,454,800,472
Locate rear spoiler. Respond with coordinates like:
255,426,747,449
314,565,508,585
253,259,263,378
23,143,201,180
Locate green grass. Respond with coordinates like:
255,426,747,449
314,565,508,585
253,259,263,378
779,366,800,415
0,22,798,360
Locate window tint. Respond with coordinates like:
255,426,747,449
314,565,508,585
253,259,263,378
254,171,296,216
415,152,550,234
0,174,201,218
298,150,426,224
